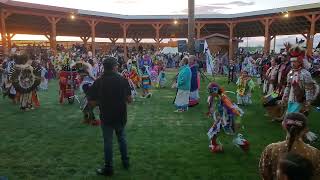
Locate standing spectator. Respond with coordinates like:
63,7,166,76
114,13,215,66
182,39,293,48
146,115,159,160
228,60,236,84
259,113,320,180
88,57,132,176
263,57,280,94
188,55,200,106
173,57,191,112
276,53,291,96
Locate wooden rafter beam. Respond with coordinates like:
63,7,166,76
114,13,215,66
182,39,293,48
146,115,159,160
316,14,320,22
196,22,206,29
120,23,130,31
3,6,320,40
152,23,164,30
3,6,320,27
45,16,61,25
1,10,12,19
86,19,99,27
225,21,235,28
109,37,119,43
301,34,307,39
260,18,274,26
80,36,90,41
270,35,275,41
6,33,16,39
44,34,51,40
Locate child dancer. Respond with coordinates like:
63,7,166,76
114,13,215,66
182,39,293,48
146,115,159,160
236,70,255,105
207,82,249,153
39,63,48,91
140,66,152,98
129,66,140,88
156,66,166,88
121,69,137,100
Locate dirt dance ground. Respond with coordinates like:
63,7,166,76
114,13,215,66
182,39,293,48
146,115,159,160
1,72,319,180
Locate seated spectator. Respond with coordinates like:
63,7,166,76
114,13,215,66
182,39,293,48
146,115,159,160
259,112,320,180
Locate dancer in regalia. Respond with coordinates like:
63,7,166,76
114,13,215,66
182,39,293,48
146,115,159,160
282,46,319,141
174,58,191,112
140,66,152,98
74,60,101,126
129,66,140,88
39,62,48,91
188,55,200,107
2,55,17,102
139,54,152,74
263,54,290,121
10,55,41,110
156,66,166,88
236,70,255,105
282,46,319,115
207,82,249,153
121,69,137,100
242,55,254,76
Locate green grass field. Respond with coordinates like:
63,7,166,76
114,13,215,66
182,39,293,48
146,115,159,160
1,73,319,180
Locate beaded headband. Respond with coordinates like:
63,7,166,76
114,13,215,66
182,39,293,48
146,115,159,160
284,119,303,128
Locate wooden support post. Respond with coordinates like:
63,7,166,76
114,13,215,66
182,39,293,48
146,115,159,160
6,33,15,50
195,23,205,39
261,18,274,55
152,24,164,50
46,16,61,55
1,10,11,56
226,22,235,61
305,14,317,56
188,0,195,55
307,33,311,50
120,23,130,61
86,20,99,57
273,35,276,52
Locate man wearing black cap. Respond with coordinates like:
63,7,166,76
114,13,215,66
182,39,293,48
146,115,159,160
87,57,132,176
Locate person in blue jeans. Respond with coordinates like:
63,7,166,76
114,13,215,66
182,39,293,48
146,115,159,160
88,57,132,176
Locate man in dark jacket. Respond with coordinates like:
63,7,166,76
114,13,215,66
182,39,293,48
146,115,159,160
88,57,132,176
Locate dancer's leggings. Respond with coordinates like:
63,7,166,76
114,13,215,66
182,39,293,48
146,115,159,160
82,83,95,120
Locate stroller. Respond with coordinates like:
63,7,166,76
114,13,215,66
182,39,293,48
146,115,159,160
59,71,79,104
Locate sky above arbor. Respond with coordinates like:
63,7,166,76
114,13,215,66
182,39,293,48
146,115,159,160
10,0,320,51
16,0,319,15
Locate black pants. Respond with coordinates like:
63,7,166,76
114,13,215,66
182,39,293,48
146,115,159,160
101,125,129,169
228,67,235,84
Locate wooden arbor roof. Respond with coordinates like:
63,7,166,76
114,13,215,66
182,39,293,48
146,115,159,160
0,0,320,38
1,0,320,59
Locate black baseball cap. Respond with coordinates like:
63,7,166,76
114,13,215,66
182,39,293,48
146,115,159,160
103,56,119,70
